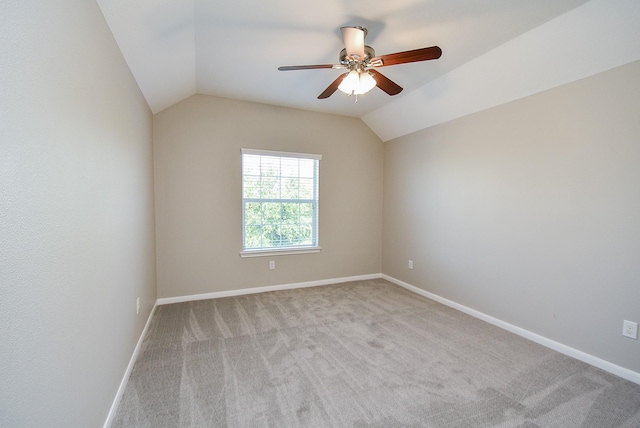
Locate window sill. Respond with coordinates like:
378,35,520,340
240,247,322,258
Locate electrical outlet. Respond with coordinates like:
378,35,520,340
408,260,413,269
136,297,140,315
623,320,638,339
269,260,275,270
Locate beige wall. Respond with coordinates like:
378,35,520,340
0,1,156,426
153,95,383,298
383,60,640,373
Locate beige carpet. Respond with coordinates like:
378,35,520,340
113,278,640,427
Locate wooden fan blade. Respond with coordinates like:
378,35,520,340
318,73,348,99
278,64,335,71
340,27,366,60
368,70,403,96
370,46,442,67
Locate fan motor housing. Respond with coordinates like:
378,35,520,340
339,46,376,64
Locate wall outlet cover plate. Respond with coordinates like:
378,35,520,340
623,320,638,339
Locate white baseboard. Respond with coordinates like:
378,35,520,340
382,274,640,385
156,273,382,305
103,301,158,428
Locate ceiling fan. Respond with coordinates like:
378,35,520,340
278,26,442,101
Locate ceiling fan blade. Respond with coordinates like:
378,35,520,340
318,73,348,99
278,64,336,71
340,26,366,60
368,70,403,96
370,46,442,67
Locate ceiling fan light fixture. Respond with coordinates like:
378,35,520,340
358,71,376,94
338,70,376,95
338,70,359,94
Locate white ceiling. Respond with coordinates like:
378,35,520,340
96,0,592,118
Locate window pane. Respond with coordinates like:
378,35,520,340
299,203,312,220
261,224,278,247
243,155,261,176
273,225,290,246
243,177,261,198
299,158,314,178
281,157,298,177
280,224,302,245
281,177,299,199
299,178,314,199
281,203,299,224
261,156,280,177
261,202,279,224
244,202,261,225
244,225,263,248
261,177,280,199
299,223,312,244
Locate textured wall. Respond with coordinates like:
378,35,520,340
382,61,640,374
0,1,156,426
153,95,384,298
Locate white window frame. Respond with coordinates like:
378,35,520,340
240,148,322,257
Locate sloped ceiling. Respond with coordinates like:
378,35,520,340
96,0,640,140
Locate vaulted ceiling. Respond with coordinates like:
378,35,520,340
96,0,591,118
96,0,640,142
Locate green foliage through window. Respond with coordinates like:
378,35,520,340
242,149,321,251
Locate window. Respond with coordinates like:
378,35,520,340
241,149,321,256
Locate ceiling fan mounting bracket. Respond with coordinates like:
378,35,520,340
351,26,368,38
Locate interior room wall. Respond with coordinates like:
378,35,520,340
153,95,384,298
382,60,640,374
0,1,156,426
